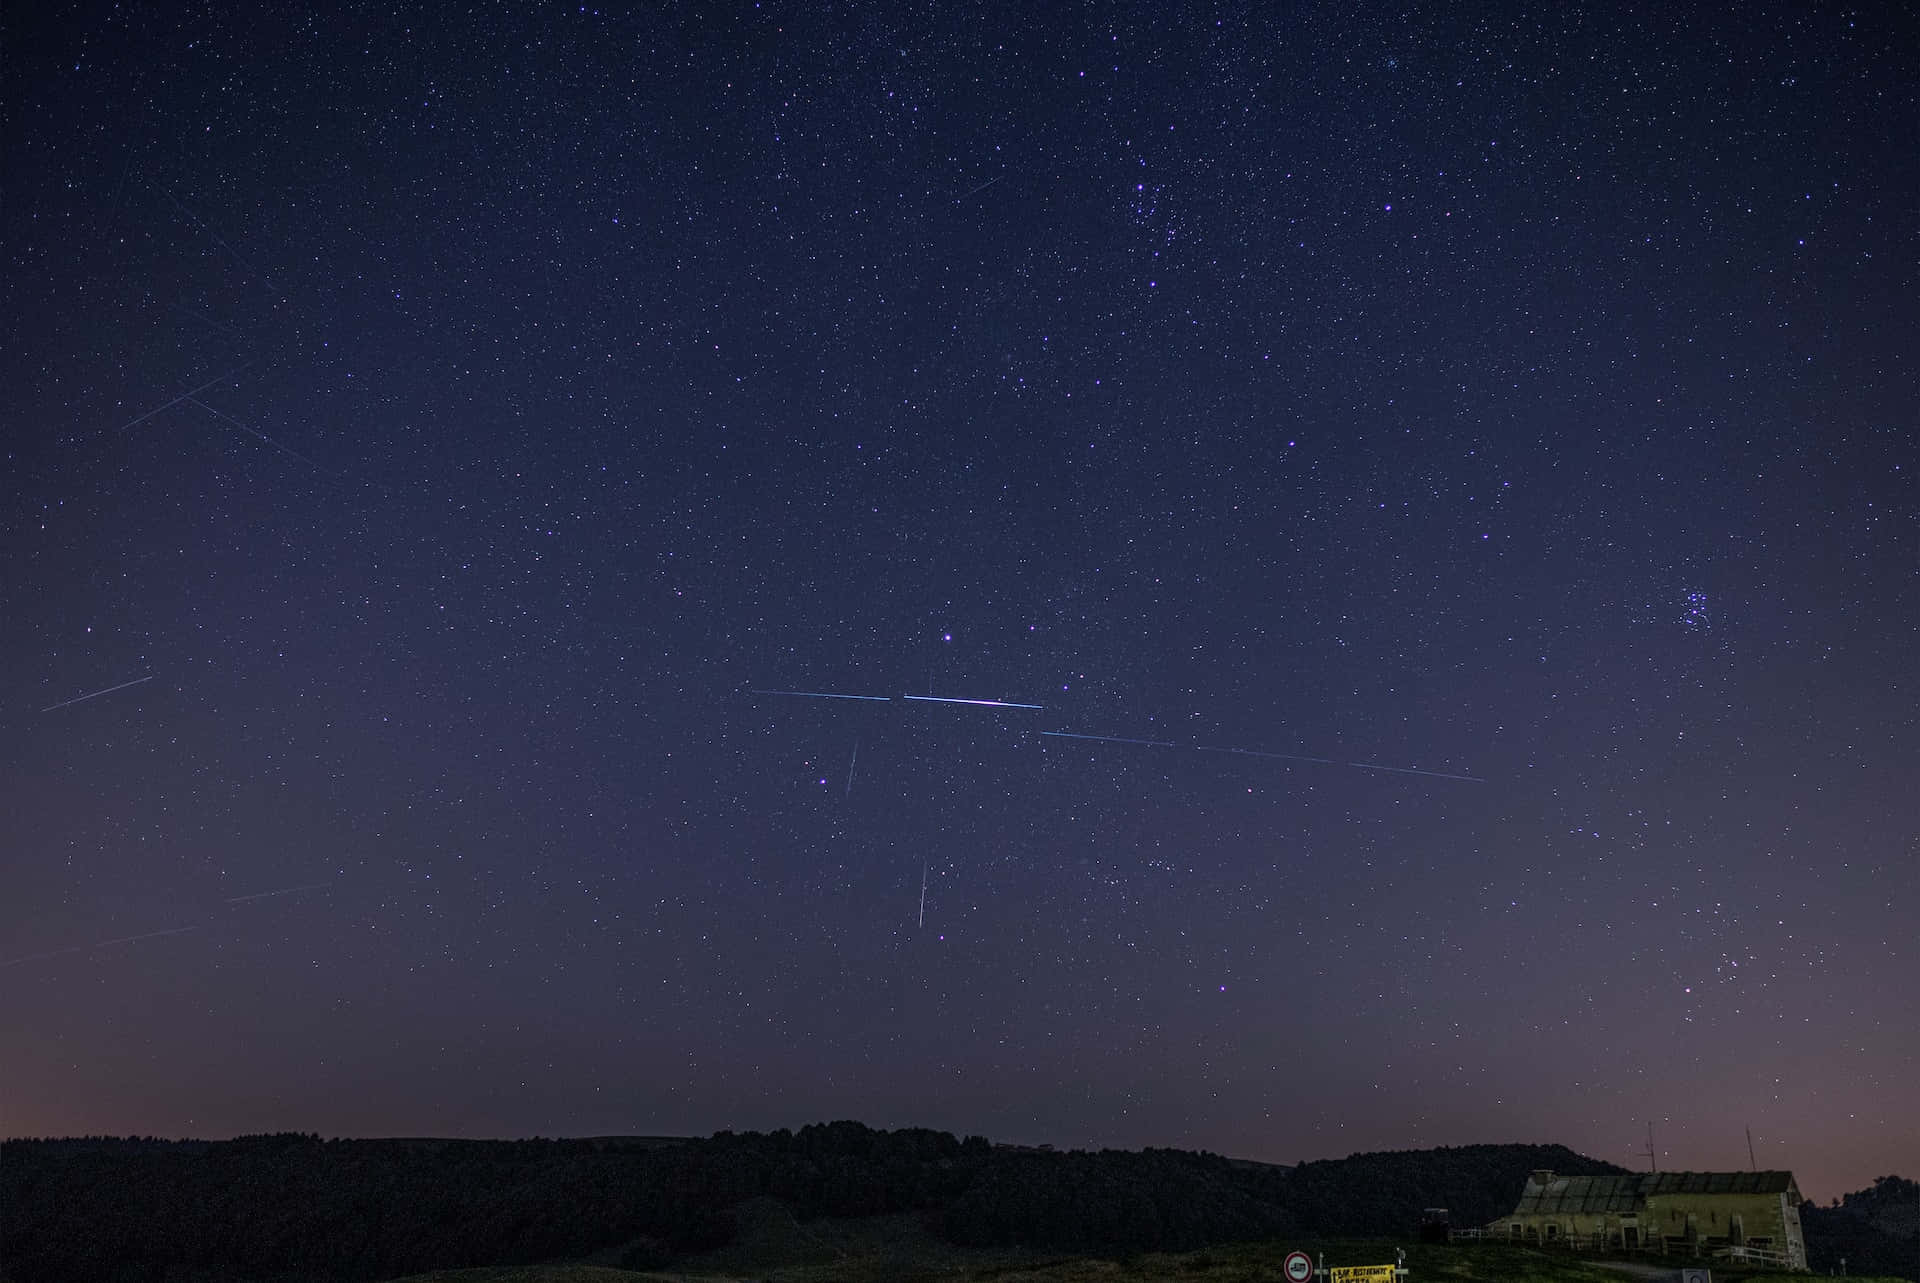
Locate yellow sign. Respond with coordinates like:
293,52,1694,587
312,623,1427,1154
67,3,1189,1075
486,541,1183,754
1329,1267,1397,1283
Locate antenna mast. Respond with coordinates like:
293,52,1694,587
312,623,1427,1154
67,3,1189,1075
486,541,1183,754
1642,1122,1657,1173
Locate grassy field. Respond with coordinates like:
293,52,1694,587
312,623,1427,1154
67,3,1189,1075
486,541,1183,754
381,1224,1914,1283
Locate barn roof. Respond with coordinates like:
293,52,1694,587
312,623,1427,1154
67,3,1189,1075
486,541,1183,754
1511,1170,1797,1216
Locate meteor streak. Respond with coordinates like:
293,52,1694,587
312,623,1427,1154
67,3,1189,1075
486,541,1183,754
1051,731,1483,783
750,688,891,702
0,924,199,970
902,694,1044,709
41,674,156,713
1336,760,1484,783
1042,730,1175,748
956,174,1005,201
1195,744,1339,766
188,397,327,470
223,882,331,904
109,363,254,435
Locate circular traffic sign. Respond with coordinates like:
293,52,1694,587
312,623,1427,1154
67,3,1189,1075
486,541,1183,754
1283,1250,1314,1282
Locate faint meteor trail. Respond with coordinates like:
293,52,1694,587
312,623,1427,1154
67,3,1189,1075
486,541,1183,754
109,363,255,434
1048,730,1485,783
187,397,328,471
168,301,242,337
902,694,1045,709
0,925,200,970
1195,744,1339,767
223,882,331,904
1042,730,1176,748
918,859,928,928
751,688,892,702
1334,759,1484,783
955,174,1004,201
4,879,333,970
164,189,280,291
755,688,1477,782
40,674,156,713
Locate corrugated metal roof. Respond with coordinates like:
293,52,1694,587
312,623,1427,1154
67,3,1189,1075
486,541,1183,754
1509,1170,1797,1217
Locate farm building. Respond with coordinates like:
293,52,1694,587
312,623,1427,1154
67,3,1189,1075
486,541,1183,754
1485,1169,1807,1270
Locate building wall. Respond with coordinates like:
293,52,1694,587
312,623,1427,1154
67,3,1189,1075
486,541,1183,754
1491,1187,1806,1270
1490,1209,1636,1245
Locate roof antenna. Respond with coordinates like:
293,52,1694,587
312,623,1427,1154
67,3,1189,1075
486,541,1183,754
1746,1125,1757,1172
1642,1122,1657,1173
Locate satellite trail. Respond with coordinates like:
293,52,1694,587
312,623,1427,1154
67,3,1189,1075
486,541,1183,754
902,694,1045,709
751,688,891,702
41,674,156,713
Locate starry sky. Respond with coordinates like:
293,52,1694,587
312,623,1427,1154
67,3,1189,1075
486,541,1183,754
3,2,1915,1205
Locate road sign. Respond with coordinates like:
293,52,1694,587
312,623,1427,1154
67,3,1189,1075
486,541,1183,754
1330,1266,1397,1283
1283,1250,1314,1282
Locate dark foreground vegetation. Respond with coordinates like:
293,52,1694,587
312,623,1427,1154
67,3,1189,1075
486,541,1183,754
1801,1175,1920,1278
0,1126,1908,1282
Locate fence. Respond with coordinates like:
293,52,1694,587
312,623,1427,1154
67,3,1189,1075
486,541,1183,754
1713,1243,1792,1269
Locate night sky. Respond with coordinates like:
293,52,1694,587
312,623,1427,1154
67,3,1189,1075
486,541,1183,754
4,2,1915,1204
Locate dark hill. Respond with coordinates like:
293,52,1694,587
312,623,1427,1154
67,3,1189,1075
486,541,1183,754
1287,1143,1630,1236
0,1126,1782,1283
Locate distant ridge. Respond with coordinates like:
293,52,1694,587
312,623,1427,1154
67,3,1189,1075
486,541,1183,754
1,1127,1900,1282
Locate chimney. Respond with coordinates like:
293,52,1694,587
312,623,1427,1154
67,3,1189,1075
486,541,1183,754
1530,1170,1556,1188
